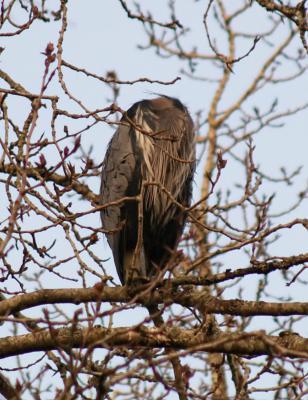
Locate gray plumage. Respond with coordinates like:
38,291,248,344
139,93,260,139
100,96,195,284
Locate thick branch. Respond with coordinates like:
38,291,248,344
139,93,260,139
0,326,307,360
256,0,307,30
0,287,307,318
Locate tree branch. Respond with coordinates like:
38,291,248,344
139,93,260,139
0,286,307,318
0,163,99,203
0,325,307,360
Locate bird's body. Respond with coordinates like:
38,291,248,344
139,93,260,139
100,96,195,284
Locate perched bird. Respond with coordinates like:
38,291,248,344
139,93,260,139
100,96,195,284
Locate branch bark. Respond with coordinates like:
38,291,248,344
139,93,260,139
0,325,307,360
0,286,307,318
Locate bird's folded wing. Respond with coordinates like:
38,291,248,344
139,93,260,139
100,124,138,277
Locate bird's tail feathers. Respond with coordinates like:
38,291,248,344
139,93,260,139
123,246,148,284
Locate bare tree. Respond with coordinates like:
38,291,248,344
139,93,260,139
0,1,307,399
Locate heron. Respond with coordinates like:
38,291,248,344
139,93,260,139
100,96,195,284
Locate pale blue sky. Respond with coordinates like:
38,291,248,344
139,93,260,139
0,1,307,398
